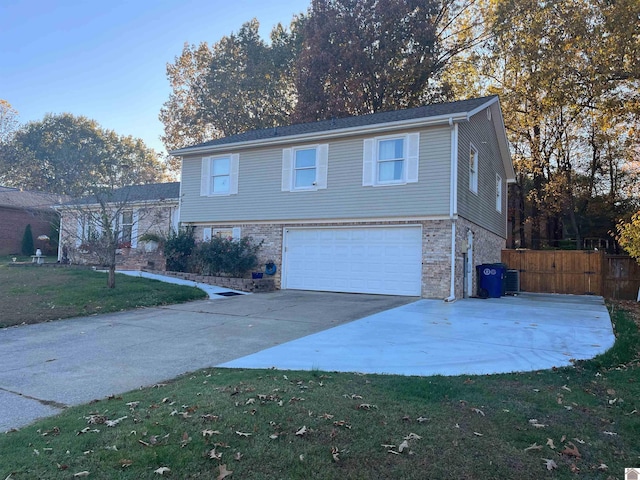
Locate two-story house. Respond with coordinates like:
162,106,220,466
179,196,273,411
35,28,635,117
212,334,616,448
172,96,515,299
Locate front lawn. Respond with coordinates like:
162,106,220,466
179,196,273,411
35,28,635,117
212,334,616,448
1,304,638,479
0,263,207,327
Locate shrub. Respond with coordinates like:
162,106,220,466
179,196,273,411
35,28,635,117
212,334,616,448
192,236,263,277
21,224,34,256
164,227,195,272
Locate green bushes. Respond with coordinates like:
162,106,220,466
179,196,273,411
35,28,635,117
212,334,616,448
192,235,263,277
164,227,196,272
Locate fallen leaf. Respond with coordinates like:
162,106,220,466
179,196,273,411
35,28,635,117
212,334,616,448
208,448,222,460
602,431,618,436
473,432,483,436
73,472,90,478
570,463,580,473
573,438,585,444
234,452,243,461
546,438,556,449
416,416,429,423
357,403,377,410
180,432,191,447
561,385,572,392
598,463,608,470
524,443,543,452
235,431,252,437
105,416,128,427
542,459,557,471
269,434,279,439
561,442,581,458
404,433,422,440
295,426,308,436
154,466,171,475
120,459,133,468
331,446,340,462
203,429,222,437
471,408,485,416
388,449,401,455
398,440,410,452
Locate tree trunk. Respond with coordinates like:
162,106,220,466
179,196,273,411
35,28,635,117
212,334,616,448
108,266,116,289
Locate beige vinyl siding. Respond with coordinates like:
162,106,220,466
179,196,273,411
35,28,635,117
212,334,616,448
457,106,507,238
180,126,452,223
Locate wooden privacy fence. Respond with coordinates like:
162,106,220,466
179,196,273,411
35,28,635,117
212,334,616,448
501,250,640,299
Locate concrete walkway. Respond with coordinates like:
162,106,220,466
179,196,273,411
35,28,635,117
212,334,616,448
221,293,615,376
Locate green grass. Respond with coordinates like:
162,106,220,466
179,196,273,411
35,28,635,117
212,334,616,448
1,306,638,479
0,263,207,327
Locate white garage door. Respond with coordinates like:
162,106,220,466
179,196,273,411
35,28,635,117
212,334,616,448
283,226,422,296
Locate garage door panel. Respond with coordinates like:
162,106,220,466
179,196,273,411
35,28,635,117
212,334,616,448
284,227,422,296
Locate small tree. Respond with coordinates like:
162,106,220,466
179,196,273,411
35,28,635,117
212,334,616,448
21,224,34,256
616,211,640,262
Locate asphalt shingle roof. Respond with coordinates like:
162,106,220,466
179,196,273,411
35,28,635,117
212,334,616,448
0,186,68,210
65,182,180,206
176,96,497,152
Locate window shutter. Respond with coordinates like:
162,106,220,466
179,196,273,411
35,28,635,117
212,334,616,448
232,227,241,240
131,210,139,248
316,144,329,189
229,154,239,194
282,148,293,191
203,227,212,241
200,157,211,196
362,139,375,186
76,217,83,247
406,133,420,183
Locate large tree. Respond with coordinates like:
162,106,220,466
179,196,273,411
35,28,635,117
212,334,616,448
0,113,166,196
293,0,455,121
0,99,19,144
160,19,301,152
481,0,639,249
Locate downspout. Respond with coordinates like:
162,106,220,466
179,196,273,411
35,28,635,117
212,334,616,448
445,119,459,302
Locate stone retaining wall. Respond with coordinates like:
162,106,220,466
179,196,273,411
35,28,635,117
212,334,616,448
144,269,276,293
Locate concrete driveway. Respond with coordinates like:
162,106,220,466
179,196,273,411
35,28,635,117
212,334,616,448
222,293,615,376
0,291,614,432
0,291,413,431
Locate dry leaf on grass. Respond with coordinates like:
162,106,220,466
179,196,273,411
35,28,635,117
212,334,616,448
154,467,171,475
561,442,581,458
546,438,556,449
524,443,543,452
216,464,233,480
471,408,485,416
398,440,410,453
208,448,222,460
331,446,340,462
73,472,90,478
542,459,557,470
203,429,222,437
235,431,252,437
404,433,422,440
295,426,308,436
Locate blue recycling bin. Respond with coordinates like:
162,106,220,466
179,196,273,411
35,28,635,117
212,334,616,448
476,264,505,298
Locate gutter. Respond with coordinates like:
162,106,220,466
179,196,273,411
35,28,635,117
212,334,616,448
447,121,459,302
170,112,471,157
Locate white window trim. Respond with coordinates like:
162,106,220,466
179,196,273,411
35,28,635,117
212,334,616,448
282,144,328,192
469,143,478,195
200,154,239,196
496,173,503,213
362,133,419,186
203,226,241,242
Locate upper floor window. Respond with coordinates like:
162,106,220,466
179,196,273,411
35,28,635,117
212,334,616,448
282,144,329,192
496,174,503,213
469,143,478,194
363,133,419,186
200,154,239,196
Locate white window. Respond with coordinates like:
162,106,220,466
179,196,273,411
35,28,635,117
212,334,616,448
203,227,241,241
121,210,133,244
469,143,478,194
200,154,239,196
282,144,328,191
362,133,419,186
496,174,503,213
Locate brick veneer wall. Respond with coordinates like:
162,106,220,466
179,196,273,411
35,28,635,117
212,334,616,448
193,220,461,298
0,207,57,256
456,217,506,298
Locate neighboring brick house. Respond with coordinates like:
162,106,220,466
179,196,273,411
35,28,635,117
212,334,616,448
171,96,515,299
57,183,180,270
0,186,66,256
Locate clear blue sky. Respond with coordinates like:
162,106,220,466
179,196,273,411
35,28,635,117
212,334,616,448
0,0,310,155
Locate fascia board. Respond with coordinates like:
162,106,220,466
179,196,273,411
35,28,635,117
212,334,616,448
170,113,470,156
